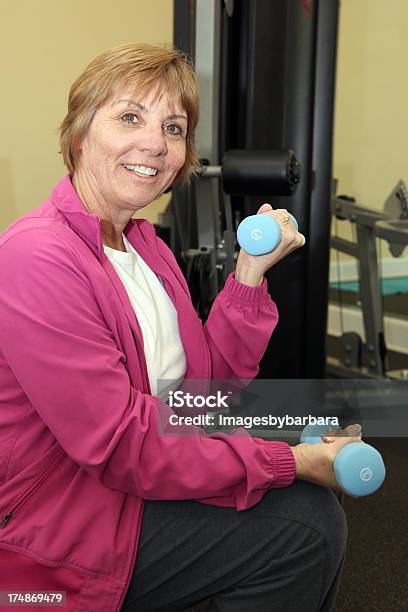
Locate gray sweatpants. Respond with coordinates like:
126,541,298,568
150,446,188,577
121,480,347,612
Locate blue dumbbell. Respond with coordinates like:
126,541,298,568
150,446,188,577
237,213,298,256
300,424,386,497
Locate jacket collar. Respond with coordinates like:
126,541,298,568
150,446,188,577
51,175,105,262
51,174,148,264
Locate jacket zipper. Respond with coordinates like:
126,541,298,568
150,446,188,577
0,449,66,529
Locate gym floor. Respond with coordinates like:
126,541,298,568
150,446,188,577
333,437,408,611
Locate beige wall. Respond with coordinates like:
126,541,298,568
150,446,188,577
2,1,406,241
0,0,173,231
333,0,408,215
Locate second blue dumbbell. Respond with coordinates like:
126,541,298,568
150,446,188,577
300,424,386,497
237,213,298,256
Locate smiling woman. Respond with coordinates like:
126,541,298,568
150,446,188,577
59,43,200,251
0,43,337,612
72,87,189,250
60,44,200,181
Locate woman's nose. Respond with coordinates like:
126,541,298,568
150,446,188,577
136,125,168,156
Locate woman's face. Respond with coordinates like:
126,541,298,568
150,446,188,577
76,86,188,212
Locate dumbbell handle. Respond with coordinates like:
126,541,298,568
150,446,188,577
237,213,298,256
300,425,386,497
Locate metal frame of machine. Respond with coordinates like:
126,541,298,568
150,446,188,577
328,182,408,379
170,0,340,378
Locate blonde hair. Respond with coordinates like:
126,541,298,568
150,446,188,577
60,43,200,186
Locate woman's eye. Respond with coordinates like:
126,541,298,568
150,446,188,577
165,124,183,136
121,113,139,124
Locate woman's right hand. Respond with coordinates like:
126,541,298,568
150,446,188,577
235,203,305,287
291,425,363,492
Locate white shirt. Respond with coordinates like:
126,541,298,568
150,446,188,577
103,234,186,400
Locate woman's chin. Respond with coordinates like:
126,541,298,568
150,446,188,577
118,187,161,211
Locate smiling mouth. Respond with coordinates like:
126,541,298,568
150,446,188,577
122,164,158,177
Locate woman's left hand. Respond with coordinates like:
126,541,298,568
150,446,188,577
235,203,306,287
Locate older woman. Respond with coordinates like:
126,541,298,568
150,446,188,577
0,44,360,612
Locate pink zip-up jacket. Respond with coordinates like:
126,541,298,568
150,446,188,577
0,176,295,611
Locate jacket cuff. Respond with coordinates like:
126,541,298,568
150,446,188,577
223,272,270,304
258,440,296,488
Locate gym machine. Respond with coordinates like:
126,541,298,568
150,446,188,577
328,180,408,379
163,0,340,378
164,0,394,498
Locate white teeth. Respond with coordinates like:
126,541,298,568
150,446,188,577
123,164,158,176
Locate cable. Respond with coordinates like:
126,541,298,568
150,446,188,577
223,193,235,275
172,189,187,258
378,237,386,318
377,235,388,373
334,215,345,338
